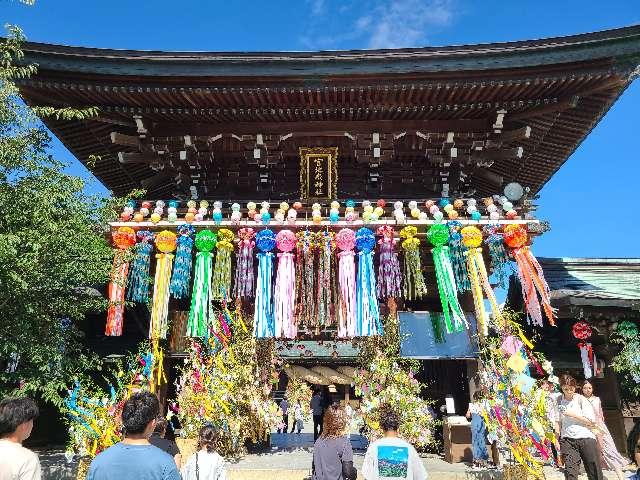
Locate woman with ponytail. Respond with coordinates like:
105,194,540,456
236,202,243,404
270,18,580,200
180,425,227,480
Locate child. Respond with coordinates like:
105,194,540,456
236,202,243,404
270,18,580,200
294,400,304,434
180,424,226,480
466,392,489,468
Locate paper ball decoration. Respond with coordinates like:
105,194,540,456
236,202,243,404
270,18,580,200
133,213,144,223
346,212,355,223
471,211,482,221
453,199,464,209
439,198,450,208
247,201,257,211
261,201,270,210
293,201,303,210
374,206,384,217
489,211,500,221
256,229,276,252
410,208,420,219
506,209,518,219
167,213,177,223
408,201,418,210
503,224,528,248
273,230,294,252
355,227,376,252
448,210,459,220
394,201,403,210
140,207,150,217
120,212,131,221
461,226,483,248
427,223,449,247
195,213,204,222
370,213,379,221
275,212,285,223
141,201,152,209
424,200,435,209
429,205,439,215
329,210,339,223
433,211,444,223
113,226,136,249
155,230,177,253
313,215,322,225
184,212,195,223
200,200,209,209
261,212,271,224
195,230,217,252
150,212,161,224
377,199,386,208
231,203,241,211
336,228,356,251
572,321,592,340
212,209,223,224
186,200,196,209
330,201,340,210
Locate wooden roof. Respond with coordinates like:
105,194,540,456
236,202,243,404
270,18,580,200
16,26,640,199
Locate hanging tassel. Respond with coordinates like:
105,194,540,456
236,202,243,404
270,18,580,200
430,312,446,344
355,228,381,337
504,225,556,326
274,230,297,338
126,230,154,304
399,226,428,300
427,224,466,334
170,224,195,299
295,230,316,330
461,226,502,338
211,228,234,301
253,229,276,338
578,343,595,379
187,230,217,338
315,231,336,327
376,226,401,300
150,230,177,340
447,221,471,292
233,228,255,300
106,227,136,336
484,225,511,289
336,229,357,338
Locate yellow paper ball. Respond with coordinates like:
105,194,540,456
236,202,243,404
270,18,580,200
364,205,374,213
330,201,340,210
363,211,372,221
374,207,384,217
312,215,322,225
150,213,161,224
443,203,454,212
247,202,256,211
346,206,354,213
411,208,420,219
448,210,459,220
155,230,177,253
461,226,483,248
279,201,289,211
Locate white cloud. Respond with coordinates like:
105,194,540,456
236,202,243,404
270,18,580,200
309,0,326,16
365,0,455,49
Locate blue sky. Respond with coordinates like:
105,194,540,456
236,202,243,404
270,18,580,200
3,0,640,258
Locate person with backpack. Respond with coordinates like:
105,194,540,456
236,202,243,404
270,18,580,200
556,374,603,480
180,425,226,480
312,404,356,480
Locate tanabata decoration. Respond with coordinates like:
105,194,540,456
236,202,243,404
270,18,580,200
427,224,466,334
211,228,234,300
504,224,555,326
484,225,511,289
253,229,276,338
336,228,357,338
274,230,297,339
399,226,428,300
170,224,195,299
572,321,596,379
106,227,136,336
355,228,382,336
461,225,501,337
149,230,177,340
376,226,401,300
315,231,336,327
447,221,471,292
126,231,154,304
233,228,255,299
187,230,217,338
295,230,316,330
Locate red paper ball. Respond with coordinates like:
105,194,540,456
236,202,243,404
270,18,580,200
293,201,303,210
424,200,435,209
572,321,592,340
141,201,152,209
503,224,528,249
376,199,386,208
112,226,136,249
120,212,131,222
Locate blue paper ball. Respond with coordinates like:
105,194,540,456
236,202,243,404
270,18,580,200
439,198,450,208
261,212,271,224
346,199,356,208
355,227,376,252
168,200,179,209
471,211,482,221
329,211,339,223
127,200,137,208
213,211,223,224
256,229,276,252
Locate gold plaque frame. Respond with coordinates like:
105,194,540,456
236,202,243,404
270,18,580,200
299,147,338,200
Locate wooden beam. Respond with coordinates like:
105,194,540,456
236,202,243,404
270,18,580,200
118,152,161,164
110,132,142,148
510,97,579,121
473,168,504,186
151,119,492,137
471,147,523,162
491,126,531,142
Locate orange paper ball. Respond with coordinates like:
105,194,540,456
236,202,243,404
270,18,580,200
155,230,177,253
453,199,464,209
133,213,144,222
447,210,459,220
503,224,528,249
185,212,195,223
313,216,322,225
112,226,136,249
188,207,197,214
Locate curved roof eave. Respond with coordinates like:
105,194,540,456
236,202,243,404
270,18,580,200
19,25,640,78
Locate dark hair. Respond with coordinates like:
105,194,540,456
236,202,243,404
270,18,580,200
472,391,482,402
198,424,218,453
153,416,168,434
0,397,39,437
321,404,347,439
379,405,401,433
559,374,577,388
121,391,159,435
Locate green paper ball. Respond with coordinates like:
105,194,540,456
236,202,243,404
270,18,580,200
195,230,217,252
427,223,449,247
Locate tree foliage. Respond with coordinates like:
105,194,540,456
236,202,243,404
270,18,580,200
0,27,123,406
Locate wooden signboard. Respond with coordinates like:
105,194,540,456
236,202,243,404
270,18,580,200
299,147,338,200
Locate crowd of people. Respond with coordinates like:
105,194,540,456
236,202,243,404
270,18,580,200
1,375,640,480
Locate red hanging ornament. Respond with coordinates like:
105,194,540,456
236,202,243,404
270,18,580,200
106,227,136,336
572,321,592,340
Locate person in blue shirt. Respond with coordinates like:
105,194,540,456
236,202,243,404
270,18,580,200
87,391,180,480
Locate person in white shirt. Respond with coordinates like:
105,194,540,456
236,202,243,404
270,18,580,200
180,425,226,480
362,406,427,480
0,397,41,480
294,401,304,434
557,374,603,480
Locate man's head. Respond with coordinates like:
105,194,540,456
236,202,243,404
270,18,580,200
121,391,159,438
559,373,577,397
379,405,401,434
0,397,39,443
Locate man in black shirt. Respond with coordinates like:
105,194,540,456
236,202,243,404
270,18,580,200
148,417,181,468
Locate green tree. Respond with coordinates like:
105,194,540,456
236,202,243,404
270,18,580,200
0,27,121,406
